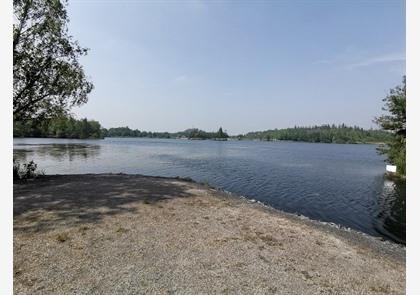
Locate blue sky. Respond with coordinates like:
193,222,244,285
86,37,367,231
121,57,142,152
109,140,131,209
68,0,405,135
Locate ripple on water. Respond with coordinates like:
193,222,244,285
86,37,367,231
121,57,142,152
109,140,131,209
13,138,406,244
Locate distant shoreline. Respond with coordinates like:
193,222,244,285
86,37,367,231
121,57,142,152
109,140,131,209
14,122,392,144
13,136,388,145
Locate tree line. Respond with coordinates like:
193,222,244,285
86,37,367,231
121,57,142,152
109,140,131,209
102,127,229,140
14,116,103,139
238,124,393,144
14,119,393,145
103,127,171,138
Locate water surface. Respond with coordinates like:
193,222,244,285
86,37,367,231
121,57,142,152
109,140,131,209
14,137,406,243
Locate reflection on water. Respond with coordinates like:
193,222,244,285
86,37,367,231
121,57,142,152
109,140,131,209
13,138,406,244
14,144,101,162
373,178,406,243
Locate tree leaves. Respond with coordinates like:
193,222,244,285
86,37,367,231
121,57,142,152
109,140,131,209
374,76,406,176
375,76,406,134
13,0,93,122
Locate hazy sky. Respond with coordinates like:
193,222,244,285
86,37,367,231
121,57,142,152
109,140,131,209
68,0,405,135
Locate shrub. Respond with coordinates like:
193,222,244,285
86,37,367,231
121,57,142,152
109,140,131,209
13,159,43,180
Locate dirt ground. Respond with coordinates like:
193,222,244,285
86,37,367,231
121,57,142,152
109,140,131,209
14,174,405,294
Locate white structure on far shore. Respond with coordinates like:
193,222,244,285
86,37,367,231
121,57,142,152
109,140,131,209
386,165,397,173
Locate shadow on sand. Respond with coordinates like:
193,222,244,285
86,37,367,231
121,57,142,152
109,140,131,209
14,174,196,233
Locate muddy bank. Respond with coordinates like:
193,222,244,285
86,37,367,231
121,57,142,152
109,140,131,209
14,174,405,294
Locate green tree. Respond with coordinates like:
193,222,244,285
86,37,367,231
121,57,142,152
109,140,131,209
216,127,228,139
217,127,223,138
13,115,104,139
13,0,93,122
241,124,391,144
374,76,406,176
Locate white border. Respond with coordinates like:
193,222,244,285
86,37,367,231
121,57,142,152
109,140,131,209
406,0,420,294
0,0,13,294
2,1,416,294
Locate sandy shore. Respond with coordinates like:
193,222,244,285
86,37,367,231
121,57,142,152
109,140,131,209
14,174,405,294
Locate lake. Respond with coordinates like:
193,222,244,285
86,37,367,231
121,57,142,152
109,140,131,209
13,137,406,244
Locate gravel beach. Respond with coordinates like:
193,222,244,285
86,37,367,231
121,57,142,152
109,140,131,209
14,174,405,294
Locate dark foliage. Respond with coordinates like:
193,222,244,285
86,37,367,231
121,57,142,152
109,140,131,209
14,115,103,139
374,76,406,176
13,0,93,121
102,127,230,140
240,124,392,144
13,159,43,180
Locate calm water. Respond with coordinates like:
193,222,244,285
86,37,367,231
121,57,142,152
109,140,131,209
13,137,406,244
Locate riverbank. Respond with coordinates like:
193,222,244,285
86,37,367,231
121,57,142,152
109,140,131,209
14,174,405,294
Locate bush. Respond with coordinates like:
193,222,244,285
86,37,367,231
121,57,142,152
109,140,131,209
394,139,406,176
378,136,405,176
13,159,43,180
